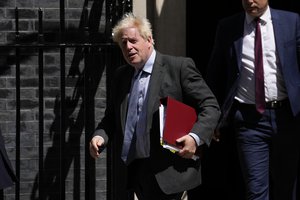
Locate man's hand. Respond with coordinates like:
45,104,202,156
89,136,105,159
176,135,197,159
212,128,221,142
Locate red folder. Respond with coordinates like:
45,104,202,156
159,96,197,152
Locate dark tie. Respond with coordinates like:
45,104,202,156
254,18,265,113
121,70,142,164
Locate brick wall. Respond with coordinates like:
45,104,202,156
0,0,109,199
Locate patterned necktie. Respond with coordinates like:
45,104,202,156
121,70,142,164
135,71,150,159
254,18,265,113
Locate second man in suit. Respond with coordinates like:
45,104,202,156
206,0,300,199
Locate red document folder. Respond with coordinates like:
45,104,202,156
159,96,197,152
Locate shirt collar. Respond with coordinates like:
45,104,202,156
141,49,156,74
245,6,271,25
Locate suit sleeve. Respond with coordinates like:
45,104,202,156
180,57,221,146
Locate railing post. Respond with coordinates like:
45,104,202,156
14,7,21,200
38,8,45,200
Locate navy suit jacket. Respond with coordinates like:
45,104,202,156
92,51,220,194
206,8,300,124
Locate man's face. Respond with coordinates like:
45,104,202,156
119,27,153,70
242,0,268,17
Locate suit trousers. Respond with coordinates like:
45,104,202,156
127,158,183,200
233,100,300,200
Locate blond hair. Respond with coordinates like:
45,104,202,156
112,12,154,45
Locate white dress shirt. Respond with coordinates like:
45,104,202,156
235,6,288,104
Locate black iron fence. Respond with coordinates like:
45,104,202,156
0,0,131,199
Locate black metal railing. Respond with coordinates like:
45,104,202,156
0,0,132,199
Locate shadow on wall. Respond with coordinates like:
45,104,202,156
0,0,127,199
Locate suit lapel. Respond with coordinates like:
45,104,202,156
271,9,285,68
145,52,166,131
234,14,246,71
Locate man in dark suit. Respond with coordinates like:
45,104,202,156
206,0,300,199
89,12,220,200
0,129,17,189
